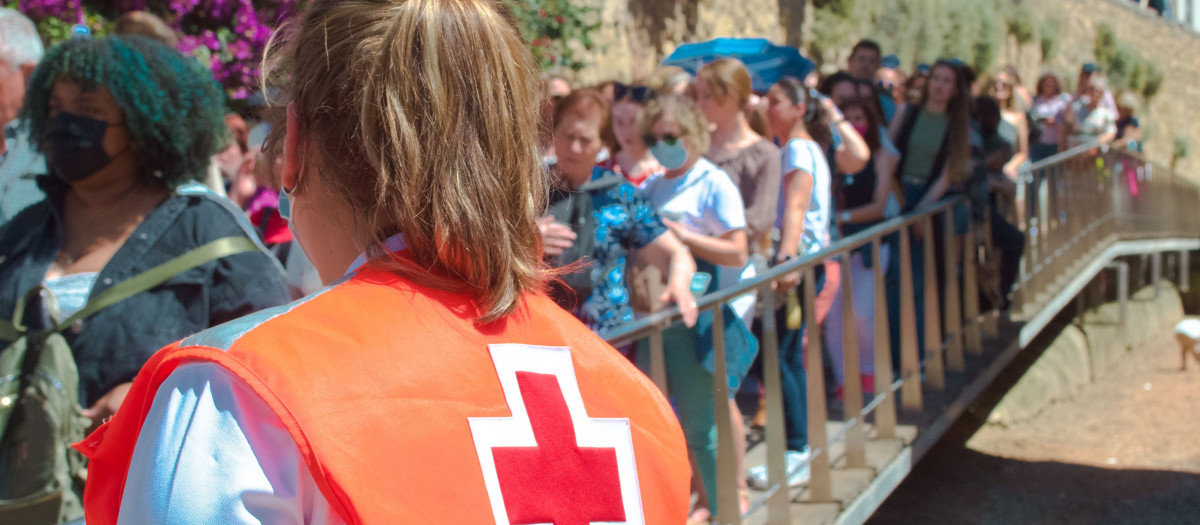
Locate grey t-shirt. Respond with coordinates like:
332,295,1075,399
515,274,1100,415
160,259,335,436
709,139,781,250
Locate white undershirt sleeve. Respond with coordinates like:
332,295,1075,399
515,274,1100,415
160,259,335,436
116,362,343,525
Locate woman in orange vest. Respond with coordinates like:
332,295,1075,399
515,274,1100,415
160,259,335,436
73,0,691,523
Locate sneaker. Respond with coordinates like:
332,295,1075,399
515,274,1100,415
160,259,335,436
745,446,811,489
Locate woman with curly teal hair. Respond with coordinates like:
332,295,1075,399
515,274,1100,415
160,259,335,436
22,35,227,186
0,34,288,447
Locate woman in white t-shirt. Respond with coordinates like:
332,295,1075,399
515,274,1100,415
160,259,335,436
742,77,842,490
639,94,752,522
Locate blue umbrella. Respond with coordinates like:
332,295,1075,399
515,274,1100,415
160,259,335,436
661,37,816,93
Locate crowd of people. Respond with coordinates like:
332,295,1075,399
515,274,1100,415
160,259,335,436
533,38,1145,522
0,3,1148,524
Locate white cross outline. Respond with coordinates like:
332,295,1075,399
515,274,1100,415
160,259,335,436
468,344,646,525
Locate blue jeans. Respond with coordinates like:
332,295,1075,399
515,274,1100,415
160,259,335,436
1030,142,1059,163
773,265,825,452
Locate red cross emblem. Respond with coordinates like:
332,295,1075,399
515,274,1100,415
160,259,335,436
470,344,645,525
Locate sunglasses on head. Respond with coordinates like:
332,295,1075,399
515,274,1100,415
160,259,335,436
614,82,653,103
643,133,680,147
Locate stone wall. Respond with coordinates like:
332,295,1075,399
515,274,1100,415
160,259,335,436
1018,0,1200,181
569,0,790,85
570,0,1199,179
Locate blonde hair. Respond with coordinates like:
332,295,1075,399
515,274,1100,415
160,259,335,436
263,0,546,322
697,58,753,107
641,95,711,155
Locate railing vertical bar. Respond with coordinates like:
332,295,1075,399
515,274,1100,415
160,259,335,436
1152,251,1163,298
898,225,922,411
757,288,790,523
982,212,1000,337
803,266,832,502
1181,249,1191,293
839,255,866,468
922,215,945,390
710,304,739,525
942,208,964,373
871,237,897,439
648,329,667,394
962,216,983,356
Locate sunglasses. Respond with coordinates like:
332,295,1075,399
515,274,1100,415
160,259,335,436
643,133,680,147
614,82,653,103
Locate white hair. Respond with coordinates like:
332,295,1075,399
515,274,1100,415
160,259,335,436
0,8,42,71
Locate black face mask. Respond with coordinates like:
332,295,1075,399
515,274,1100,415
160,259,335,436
44,112,113,183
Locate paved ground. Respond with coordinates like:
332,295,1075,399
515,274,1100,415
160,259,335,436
867,333,1200,525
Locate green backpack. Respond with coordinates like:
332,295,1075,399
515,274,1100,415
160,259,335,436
0,237,257,524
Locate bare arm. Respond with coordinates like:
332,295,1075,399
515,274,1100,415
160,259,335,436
889,105,910,143
1003,114,1030,177
667,223,748,268
640,231,699,326
821,97,869,175
843,150,897,224
777,168,814,260
915,168,951,209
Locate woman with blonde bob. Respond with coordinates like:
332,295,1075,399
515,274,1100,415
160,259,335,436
639,94,756,522
75,1,690,523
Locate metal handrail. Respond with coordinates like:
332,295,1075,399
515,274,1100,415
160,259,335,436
598,142,1200,525
600,198,964,345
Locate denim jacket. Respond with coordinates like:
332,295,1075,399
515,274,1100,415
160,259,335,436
0,178,291,405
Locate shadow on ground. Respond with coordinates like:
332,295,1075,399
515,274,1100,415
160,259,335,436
867,445,1200,525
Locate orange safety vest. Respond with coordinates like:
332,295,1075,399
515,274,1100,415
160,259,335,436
74,267,690,524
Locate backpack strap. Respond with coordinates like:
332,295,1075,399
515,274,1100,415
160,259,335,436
0,236,258,350
53,236,259,334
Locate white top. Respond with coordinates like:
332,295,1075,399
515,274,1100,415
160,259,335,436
1176,318,1200,340
118,362,342,524
42,272,98,318
640,157,747,289
776,137,832,254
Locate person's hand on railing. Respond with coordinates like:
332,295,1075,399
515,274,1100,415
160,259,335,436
771,253,802,292
537,215,576,258
660,281,699,328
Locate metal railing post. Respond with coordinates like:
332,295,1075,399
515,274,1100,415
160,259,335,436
983,212,1000,336
649,329,667,393
757,288,791,524
710,305,740,525
1181,250,1191,293
871,238,897,438
898,225,922,411
962,220,983,355
803,266,832,502
1108,261,1130,333
943,209,964,373
839,255,866,468
1152,251,1163,298
922,215,945,390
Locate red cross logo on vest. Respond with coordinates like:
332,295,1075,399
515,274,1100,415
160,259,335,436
470,344,645,525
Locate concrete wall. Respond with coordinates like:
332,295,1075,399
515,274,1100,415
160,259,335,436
988,281,1185,425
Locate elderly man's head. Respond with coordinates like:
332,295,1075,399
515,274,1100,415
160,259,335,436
0,8,42,127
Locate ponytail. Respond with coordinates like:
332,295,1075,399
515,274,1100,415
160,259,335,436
776,76,832,146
